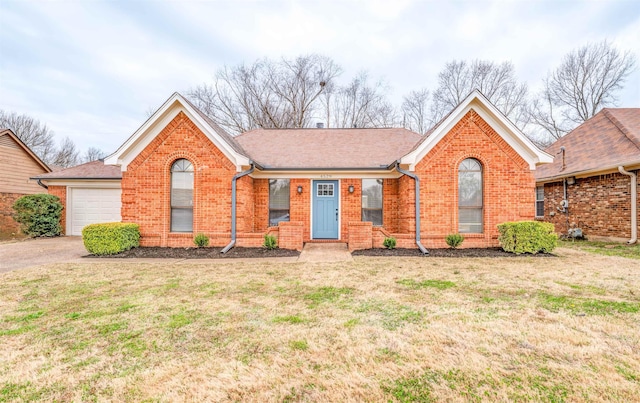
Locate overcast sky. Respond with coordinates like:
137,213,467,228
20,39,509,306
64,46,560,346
1,0,638,156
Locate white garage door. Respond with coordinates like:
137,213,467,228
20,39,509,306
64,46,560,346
69,188,122,236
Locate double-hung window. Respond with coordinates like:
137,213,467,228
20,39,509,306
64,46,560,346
171,159,194,232
362,179,383,226
269,179,290,226
536,186,544,217
458,158,483,233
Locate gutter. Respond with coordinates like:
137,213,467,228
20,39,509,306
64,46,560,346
221,164,255,253
618,166,637,244
394,162,429,254
36,179,48,190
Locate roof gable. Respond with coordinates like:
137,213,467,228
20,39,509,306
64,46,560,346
0,129,51,173
400,90,552,170
104,93,250,171
535,108,640,181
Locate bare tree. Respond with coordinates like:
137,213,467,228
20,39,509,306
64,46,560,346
529,40,637,140
82,147,107,163
401,88,431,134
188,54,342,134
431,60,529,128
51,136,80,168
0,110,57,163
329,71,398,129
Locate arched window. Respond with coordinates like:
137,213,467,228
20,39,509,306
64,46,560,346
458,158,482,233
171,159,194,232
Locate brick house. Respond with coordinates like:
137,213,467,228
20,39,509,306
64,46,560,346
0,129,51,237
535,108,640,243
37,90,551,251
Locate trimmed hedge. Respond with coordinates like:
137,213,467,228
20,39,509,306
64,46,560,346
12,194,63,237
82,222,140,255
497,221,557,254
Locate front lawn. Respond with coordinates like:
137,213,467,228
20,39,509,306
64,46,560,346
560,239,640,259
1,249,639,401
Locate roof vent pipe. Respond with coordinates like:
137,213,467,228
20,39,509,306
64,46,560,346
221,164,255,253
618,166,637,244
316,122,324,129
395,161,428,254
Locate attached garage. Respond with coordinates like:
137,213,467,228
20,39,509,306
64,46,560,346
30,160,123,236
68,188,122,235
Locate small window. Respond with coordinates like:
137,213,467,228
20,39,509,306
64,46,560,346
536,186,544,217
269,179,290,226
362,179,383,226
458,158,483,233
171,159,194,232
317,183,334,197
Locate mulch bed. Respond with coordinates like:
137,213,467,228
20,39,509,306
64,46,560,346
86,247,300,259
352,247,555,257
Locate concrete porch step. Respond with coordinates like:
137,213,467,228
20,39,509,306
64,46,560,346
298,242,353,262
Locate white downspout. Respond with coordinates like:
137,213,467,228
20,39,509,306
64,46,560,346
618,166,637,244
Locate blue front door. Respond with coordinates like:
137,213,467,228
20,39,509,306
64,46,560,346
312,180,339,239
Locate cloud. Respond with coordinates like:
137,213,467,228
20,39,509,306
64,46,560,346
0,0,638,156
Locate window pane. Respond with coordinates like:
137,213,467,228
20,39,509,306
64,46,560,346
362,209,382,226
171,172,193,207
171,159,194,233
362,179,383,226
171,208,193,232
459,159,482,233
269,179,290,226
459,208,482,233
536,201,544,217
458,171,482,206
536,186,544,200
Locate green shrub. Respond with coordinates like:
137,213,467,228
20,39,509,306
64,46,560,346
383,237,397,249
445,233,464,249
82,223,140,255
497,221,557,254
194,233,209,247
263,234,278,250
12,194,63,237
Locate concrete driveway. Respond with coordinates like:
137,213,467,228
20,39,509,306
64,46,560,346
0,236,87,273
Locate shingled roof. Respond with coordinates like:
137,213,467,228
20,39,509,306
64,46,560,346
235,128,422,169
535,108,640,182
32,160,121,180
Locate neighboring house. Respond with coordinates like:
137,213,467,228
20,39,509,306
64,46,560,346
36,90,552,251
0,129,51,237
535,108,640,243
31,161,122,236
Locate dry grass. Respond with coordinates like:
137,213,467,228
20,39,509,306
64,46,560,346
1,247,639,402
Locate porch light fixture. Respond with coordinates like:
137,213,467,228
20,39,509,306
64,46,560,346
348,185,355,193
567,177,576,185
297,185,303,194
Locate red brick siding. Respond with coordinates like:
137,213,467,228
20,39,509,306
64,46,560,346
122,112,237,247
278,221,304,251
289,179,311,241
48,186,67,235
0,192,24,235
412,109,535,248
348,221,372,251
541,173,638,239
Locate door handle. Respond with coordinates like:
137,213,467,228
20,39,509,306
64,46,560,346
336,208,338,221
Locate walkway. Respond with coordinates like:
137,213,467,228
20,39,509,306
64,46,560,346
297,242,353,262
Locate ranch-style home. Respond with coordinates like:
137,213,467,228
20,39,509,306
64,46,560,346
34,90,552,251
